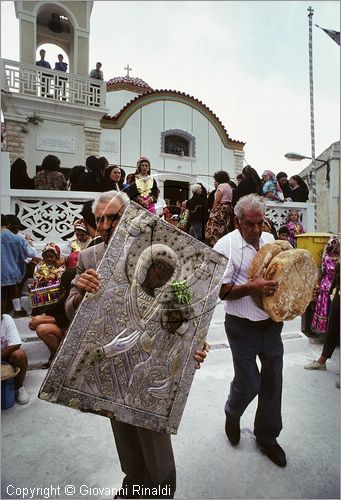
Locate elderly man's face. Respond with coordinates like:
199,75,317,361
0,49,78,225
94,197,126,243
235,209,264,248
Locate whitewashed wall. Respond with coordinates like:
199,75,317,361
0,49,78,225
23,120,86,174
100,96,236,192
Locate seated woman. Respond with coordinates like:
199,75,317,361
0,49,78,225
101,165,126,192
127,157,158,213
33,155,67,190
28,268,76,369
10,158,35,189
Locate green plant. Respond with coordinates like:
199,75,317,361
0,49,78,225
27,113,44,125
20,126,28,134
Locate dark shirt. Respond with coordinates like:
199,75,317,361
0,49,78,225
186,193,208,225
73,172,103,192
235,179,262,203
290,186,309,202
281,182,292,199
11,177,35,190
54,62,68,72
207,190,216,211
101,178,124,192
36,60,51,69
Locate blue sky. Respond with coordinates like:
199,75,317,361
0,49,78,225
1,0,339,177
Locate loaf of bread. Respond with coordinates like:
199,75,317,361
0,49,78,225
262,249,318,321
248,240,292,308
248,240,292,280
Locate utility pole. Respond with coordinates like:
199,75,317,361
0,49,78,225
307,6,317,230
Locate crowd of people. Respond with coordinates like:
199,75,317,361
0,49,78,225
11,153,311,252
3,150,339,497
35,48,103,101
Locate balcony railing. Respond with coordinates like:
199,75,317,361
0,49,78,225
1,59,105,108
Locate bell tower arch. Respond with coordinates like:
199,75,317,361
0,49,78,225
14,1,93,75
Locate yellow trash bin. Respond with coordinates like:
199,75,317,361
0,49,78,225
296,232,333,266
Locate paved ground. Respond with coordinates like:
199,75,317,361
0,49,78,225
1,303,340,499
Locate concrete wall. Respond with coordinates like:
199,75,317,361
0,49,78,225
299,141,340,234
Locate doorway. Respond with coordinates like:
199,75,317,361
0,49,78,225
164,180,189,205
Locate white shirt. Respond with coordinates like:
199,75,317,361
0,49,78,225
1,314,22,350
213,229,275,321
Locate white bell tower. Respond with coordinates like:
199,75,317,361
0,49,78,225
14,1,93,75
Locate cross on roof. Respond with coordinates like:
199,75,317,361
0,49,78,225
124,64,132,77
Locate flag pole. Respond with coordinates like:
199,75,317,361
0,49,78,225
307,6,317,230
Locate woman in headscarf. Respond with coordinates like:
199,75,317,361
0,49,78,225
10,158,35,189
234,165,263,203
288,175,309,202
311,236,340,336
261,170,284,201
101,165,126,192
127,157,158,213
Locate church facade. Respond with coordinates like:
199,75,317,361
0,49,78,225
101,77,245,200
1,1,245,200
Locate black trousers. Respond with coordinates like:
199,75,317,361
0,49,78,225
111,419,176,498
225,314,284,446
322,294,340,359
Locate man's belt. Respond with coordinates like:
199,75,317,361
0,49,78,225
226,314,275,329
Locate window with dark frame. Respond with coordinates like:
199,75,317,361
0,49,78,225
161,129,196,158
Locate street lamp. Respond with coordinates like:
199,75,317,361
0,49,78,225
284,152,329,167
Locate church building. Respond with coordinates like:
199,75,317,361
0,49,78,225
1,1,245,202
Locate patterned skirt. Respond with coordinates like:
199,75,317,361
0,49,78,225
205,202,233,247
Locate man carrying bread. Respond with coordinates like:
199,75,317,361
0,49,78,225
214,193,287,468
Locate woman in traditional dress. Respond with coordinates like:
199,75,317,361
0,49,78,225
205,170,233,247
311,236,340,335
127,157,158,213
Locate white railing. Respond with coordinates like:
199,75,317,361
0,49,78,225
1,59,106,108
6,192,315,250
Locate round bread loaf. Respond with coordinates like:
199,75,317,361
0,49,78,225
262,249,318,321
248,240,292,308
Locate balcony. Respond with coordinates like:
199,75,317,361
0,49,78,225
1,58,105,108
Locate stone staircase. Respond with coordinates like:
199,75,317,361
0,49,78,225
15,295,50,370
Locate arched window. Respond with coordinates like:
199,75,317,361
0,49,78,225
161,130,196,158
